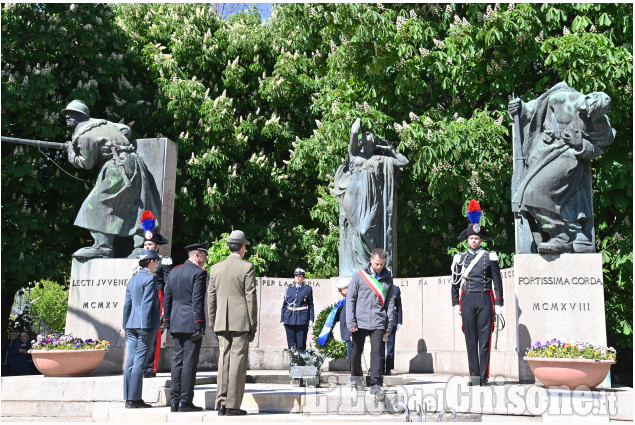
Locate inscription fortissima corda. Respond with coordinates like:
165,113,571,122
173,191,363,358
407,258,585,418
517,276,603,285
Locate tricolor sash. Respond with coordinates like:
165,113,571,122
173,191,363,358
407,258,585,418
359,269,387,307
317,298,345,347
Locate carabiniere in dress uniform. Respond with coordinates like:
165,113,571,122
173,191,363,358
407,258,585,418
451,200,504,387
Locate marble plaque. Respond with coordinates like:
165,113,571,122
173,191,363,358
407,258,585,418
514,254,607,382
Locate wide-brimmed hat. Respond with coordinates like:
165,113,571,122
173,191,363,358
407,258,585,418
139,249,160,261
227,230,250,245
457,200,492,240
185,241,209,253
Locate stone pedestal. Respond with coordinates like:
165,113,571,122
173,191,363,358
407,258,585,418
135,138,177,256
65,258,134,374
65,258,219,375
514,254,607,383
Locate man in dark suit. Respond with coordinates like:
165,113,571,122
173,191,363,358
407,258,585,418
381,285,403,375
281,268,314,352
163,241,208,412
208,230,257,416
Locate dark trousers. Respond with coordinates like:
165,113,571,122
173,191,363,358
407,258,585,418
346,340,353,371
170,333,202,405
143,330,158,374
284,324,309,352
460,291,494,383
351,328,384,386
380,328,397,374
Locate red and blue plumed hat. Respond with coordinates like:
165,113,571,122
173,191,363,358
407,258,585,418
457,200,492,240
140,210,168,245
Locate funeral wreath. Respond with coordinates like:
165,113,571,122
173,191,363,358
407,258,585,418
312,303,347,359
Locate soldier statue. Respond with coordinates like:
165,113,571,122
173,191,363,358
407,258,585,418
62,100,161,259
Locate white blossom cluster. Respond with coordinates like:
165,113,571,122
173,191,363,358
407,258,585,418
43,111,61,124
534,31,545,42
396,15,408,32
470,170,485,197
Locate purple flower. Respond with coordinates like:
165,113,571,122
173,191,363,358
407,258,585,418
75,343,82,348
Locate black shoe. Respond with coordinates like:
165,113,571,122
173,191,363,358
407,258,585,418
225,408,247,416
384,370,392,376
480,379,490,386
467,381,474,386
144,372,156,378
179,403,203,412
170,401,179,412
218,405,226,416
125,400,151,408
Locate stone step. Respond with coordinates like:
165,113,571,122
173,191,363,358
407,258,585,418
2,372,632,422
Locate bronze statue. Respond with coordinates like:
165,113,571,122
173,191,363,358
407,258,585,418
508,82,615,254
334,118,409,276
62,100,161,259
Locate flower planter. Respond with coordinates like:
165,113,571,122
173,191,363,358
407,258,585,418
29,349,108,377
524,357,615,390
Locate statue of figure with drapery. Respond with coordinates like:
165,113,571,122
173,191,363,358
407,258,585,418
334,119,409,276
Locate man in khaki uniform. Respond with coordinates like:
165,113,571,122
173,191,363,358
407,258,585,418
208,230,257,416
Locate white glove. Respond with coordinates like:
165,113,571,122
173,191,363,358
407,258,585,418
309,321,313,328
396,324,401,331
494,305,501,315
454,305,461,317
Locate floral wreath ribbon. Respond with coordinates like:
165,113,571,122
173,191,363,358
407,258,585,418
316,298,345,347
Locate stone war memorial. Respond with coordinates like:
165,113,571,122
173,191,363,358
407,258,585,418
509,82,616,383
50,100,177,374
8,90,616,384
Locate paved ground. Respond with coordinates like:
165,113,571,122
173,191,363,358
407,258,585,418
1,370,631,423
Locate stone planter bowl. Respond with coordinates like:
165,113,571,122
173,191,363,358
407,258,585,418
29,349,108,377
524,356,615,390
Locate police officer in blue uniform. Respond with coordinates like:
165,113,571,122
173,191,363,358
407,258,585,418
281,268,315,352
451,201,503,386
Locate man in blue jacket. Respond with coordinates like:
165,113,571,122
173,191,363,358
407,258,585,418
337,280,353,380
346,248,395,396
381,285,402,375
281,268,314,352
163,241,208,412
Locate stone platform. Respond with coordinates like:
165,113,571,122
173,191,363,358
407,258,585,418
1,371,631,422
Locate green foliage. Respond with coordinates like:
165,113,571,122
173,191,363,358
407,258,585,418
1,4,632,349
30,280,69,333
311,302,347,359
8,305,35,338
